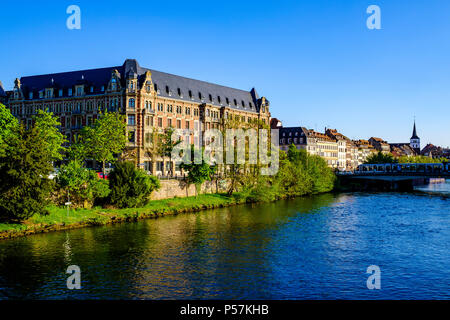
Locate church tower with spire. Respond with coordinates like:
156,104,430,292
410,121,420,154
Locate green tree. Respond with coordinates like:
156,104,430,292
0,103,18,158
109,161,160,208
79,112,126,174
34,110,66,161
364,151,397,164
180,147,217,196
0,125,54,222
56,160,110,208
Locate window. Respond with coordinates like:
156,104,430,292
234,99,237,106
177,88,182,96
217,96,221,104
242,100,245,107
29,92,33,99
39,91,44,99
168,119,172,127
249,102,253,108
185,121,190,129
166,86,170,94
226,97,229,105
177,120,181,129
87,116,93,126
209,94,213,102
45,89,53,99
128,131,135,143
128,115,136,126
68,88,73,96
198,92,202,100
111,78,117,91
76,86,84,96
146,116,153,126
101,86,105,92
158,117,163,127
189,90,193,99
129,98,135,109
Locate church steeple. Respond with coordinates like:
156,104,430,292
410,120,420,154
411,121,419,140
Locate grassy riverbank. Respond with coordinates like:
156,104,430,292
0,193,244,240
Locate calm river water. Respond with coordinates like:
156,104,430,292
0,182,449,300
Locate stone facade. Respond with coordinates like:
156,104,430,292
6,59,271,175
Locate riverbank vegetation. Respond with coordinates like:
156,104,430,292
0,103,336,237
364,151,448,164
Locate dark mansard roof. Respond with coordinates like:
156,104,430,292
18,59,264,113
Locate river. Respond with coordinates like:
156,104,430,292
0,182,449,300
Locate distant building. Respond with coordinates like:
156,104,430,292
421,144,443,158
270,117,282,129
353,139,377,165
325,128,358,171
389,143,417,157
278,126,339,168
410,121,421,154
0,81,7,104
369,137,390,154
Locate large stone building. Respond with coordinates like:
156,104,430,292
6,59,271,175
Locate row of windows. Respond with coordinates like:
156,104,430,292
10,99,119,115
156,84,254,109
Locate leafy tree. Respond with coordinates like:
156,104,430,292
364,151,397,164
0,103,18,158
56,160,110,208
79,112,126,174
398,155,447,164
180,147,217,196
34,110,66,161
109,161,160,208
0,125,54,222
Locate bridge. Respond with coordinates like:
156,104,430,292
338,163,449,191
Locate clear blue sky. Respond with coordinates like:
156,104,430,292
1,0,449,147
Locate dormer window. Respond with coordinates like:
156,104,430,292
177,88,182,96
217,96,221,104
101,86,105,92
68,88,73,96
39,90,44,99
234,99,237,106
45,88,53,99
198,92,202,100
76,86,84,96
29,92,33,99
249,102,253,108
154,83,158,92
146,82,152,93
209,94,213,102
189,90,193,99
226,97,229,105
90,86,94,93
111,78,117,91
241,101,245,108
59,89,63,97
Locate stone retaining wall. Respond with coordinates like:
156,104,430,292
151,179,228,200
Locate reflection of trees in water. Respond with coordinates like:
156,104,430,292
0,194,340,299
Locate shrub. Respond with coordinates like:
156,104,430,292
109,161,160,208
56,160,110,208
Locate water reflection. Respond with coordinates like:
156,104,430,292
0,191,449,299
